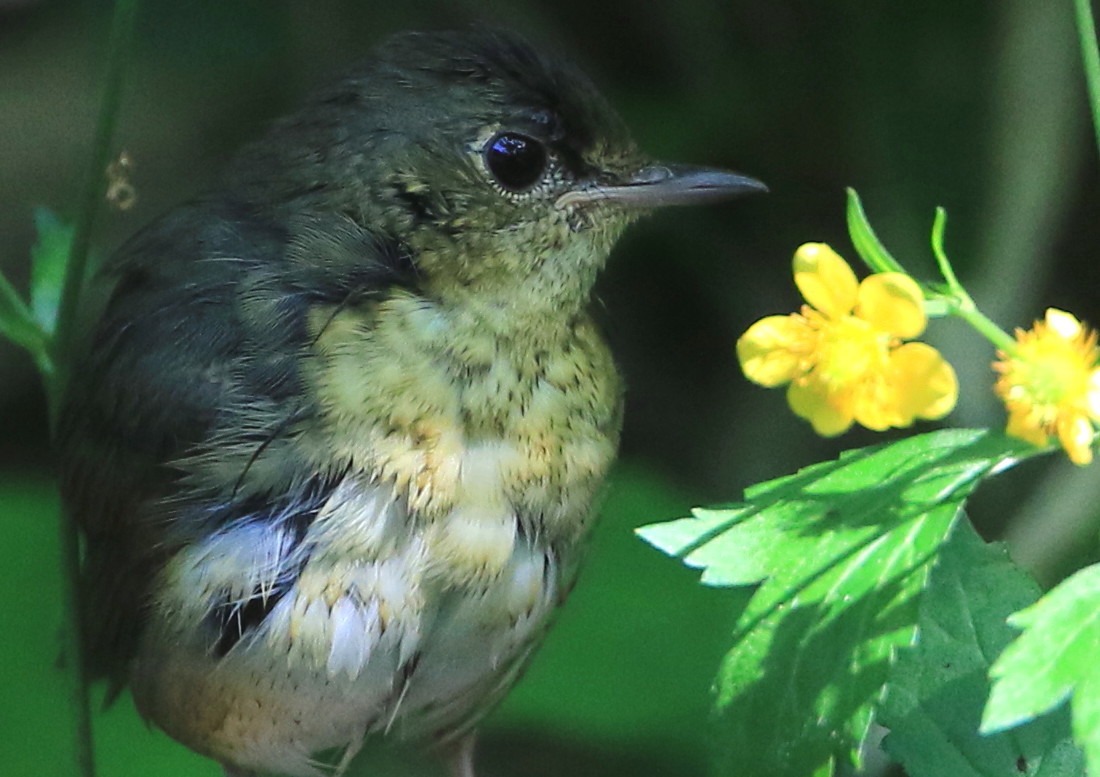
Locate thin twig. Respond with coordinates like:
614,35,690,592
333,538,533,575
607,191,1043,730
50,0,140,418
50,3,142,777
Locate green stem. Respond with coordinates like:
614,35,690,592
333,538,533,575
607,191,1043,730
49,0,140,419
924,206,1017,354
49,4,141,777
57,481,96,777
930,207,965,296
949,301,1019,355
1074,0,1100,159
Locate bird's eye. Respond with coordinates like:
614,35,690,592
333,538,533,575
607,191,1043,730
483,132,548,193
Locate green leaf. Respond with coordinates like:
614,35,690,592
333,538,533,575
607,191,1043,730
637,429,1033,777
496,462,745,763
30,208,74,336
0,271,47,360
0,209,70,374
879,519,1085,777
845,188,906,275
983,563,1100,774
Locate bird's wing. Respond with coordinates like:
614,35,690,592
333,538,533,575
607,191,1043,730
58,198,415,685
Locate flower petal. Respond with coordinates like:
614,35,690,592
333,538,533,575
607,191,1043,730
1056,413,1095,466
853,380,902,431
1004,405,1049,449
787,379,853,436
1044,308,1082,340
994,307,1100,464
737,315,811,387
793,243,858,320
856,273,926,339
889,342,958,421
1087,369,1100,420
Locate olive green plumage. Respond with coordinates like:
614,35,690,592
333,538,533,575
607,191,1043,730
59,28,763,777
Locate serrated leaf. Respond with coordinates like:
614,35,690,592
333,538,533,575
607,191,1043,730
637,429,1033,777
879,519,1085,777
983,564,1100,774
30,207,74,336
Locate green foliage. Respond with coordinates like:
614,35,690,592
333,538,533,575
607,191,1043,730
845,188,904,276
880,520,1085,777
0,477,74,777
30,208,74,337
0,477,221,777
0,260,49,373
0,208,74,377
5,5,1099,777
495,463,740,758
0,465,729,777
637,429,1033,776
983,563,1100,774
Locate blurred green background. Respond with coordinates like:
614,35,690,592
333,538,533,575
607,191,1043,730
1,1,1098,775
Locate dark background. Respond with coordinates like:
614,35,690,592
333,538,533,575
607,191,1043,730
1,1,1097,776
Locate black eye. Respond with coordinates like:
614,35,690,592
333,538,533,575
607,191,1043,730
484,132,548,192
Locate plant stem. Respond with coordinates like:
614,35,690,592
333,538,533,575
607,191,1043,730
50,3,141,777
50,0,140,419
924,206,1018,354
1074,0,1100,159
950,301,1019,355
930,207,965,295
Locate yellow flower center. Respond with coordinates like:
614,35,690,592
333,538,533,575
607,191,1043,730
811,314,889,390
1015,340,1091,411
994,309,1100,464
999,319,1100,421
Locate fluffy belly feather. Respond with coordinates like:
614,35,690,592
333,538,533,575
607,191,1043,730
137,477,563,774
130,298,621,775
134,474,563,777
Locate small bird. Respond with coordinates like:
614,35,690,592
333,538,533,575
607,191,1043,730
59,28,764,777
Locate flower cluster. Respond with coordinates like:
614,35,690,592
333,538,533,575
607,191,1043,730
738,237,1100,465
737,244,957,436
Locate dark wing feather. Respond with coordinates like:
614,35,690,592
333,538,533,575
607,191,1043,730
58,197,415,686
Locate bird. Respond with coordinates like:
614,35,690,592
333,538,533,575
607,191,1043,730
58,27,765,777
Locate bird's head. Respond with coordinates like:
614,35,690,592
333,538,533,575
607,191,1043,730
228,29,765,324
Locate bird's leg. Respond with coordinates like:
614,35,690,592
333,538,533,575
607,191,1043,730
333,728,368,777
440,731,478,777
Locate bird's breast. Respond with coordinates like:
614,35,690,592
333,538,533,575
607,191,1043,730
131,291,623,774
303,291,623,557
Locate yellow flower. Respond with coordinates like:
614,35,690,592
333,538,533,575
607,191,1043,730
737,243,958,436
994,308,1100,465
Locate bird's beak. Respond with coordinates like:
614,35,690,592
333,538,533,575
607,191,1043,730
555,164,767,210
